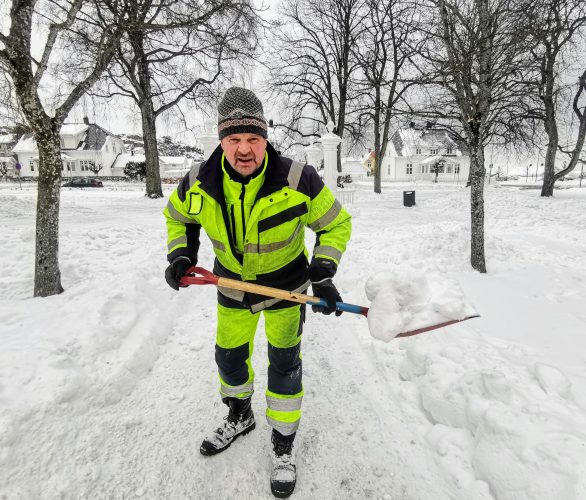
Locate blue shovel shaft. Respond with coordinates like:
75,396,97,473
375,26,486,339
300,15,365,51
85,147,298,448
307,299,370,317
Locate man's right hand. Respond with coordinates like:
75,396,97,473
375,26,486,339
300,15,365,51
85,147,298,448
165,257,193,291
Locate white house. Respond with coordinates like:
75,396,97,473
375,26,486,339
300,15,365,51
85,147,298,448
160,156,191,178
341,157,369,180
0,133,18,177
111,153,192,179
380,126,470,182
12,119,126,177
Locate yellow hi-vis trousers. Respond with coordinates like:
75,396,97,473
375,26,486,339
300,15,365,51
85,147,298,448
215,303,304,436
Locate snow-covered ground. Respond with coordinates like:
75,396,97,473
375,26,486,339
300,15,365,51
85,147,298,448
1,180,585,499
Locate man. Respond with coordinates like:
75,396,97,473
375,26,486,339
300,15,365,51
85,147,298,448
163,87,351,498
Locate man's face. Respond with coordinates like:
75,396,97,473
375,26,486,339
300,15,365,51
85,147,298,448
220,133,268,177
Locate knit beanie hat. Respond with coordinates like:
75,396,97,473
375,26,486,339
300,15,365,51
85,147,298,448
217,87,268,140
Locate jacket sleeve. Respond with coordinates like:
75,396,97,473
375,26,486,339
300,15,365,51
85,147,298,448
300,166,352,279
163,172,202,265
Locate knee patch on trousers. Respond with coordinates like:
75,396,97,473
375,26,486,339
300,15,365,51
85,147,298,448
215,343,250,387
268,342,302,395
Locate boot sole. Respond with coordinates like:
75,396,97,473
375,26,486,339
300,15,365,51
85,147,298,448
200,421,256,457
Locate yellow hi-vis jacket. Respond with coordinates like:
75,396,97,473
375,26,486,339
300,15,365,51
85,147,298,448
163,143,352,311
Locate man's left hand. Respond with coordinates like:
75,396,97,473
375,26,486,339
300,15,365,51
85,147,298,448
311,279,342,316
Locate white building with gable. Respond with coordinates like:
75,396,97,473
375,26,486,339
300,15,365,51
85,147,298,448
111,154,191,179
380,125,470,182
0,133,18,176
12,118,126,177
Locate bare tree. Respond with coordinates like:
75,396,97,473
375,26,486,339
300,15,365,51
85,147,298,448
88,160,103,176
93,0,259,198
419,0,531,273
267,0,366,168
354,0,422,193
0,0,126,296
430,156,446,183
523,0,586,197
0,161,8,181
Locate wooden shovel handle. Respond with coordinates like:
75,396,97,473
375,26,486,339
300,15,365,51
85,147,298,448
180,266,369,316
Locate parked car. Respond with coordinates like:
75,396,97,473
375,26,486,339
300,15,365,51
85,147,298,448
62,178,103,188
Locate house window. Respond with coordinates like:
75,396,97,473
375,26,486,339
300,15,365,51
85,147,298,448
60,138,65,148
430,149,438,155
415,148,422,155
455,164,460,174
68,161,76,171
406,163,413,175
388,165,390,175
420,164,428,174
80,160,91,171
446,165,453,173
29,159,35,172
446,148,453,155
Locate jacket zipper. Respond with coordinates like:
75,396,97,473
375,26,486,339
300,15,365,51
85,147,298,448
230,205,237,249
240,183,246,244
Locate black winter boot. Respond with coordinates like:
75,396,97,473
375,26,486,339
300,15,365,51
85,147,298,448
200,397,255,456
270,429,296,498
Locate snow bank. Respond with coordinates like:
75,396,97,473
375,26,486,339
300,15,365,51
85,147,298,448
399,334,586,499
0,187,181,441
365,270,478,341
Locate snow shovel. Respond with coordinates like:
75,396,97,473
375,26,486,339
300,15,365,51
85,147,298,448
179,267,479,339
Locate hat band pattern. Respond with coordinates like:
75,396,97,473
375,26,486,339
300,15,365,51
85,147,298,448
218,117,268,133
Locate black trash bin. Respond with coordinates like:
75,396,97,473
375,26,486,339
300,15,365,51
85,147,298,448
403,190,416,207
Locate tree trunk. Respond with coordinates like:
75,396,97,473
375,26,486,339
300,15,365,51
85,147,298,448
140,100,163,198
131,32,163,199
469,141,486,273
540,131,558,197
540,54,559,197
34,124,64,296
373,87,382,194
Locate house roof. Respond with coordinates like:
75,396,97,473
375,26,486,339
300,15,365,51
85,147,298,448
160,156,187,165
111,153,146,170
12,134,38,153
60,124,89,136
0,134,17,145
392,128,468,157
80,125,104,151
12,123,120,153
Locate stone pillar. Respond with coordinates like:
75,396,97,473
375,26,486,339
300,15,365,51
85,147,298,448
319,121,342,193
304,143,322,169
198,118,219,159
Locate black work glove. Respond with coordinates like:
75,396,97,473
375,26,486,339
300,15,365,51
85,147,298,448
165,256,193,291
311,278,342,316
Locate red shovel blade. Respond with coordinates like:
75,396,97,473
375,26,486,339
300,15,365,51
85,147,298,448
395,315,480,338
